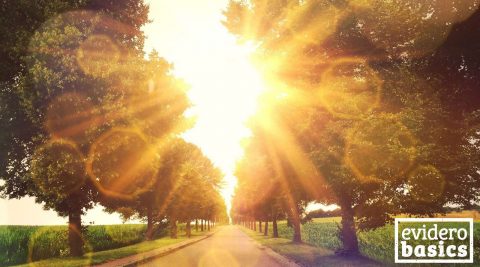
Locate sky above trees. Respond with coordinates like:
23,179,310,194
142,0,265,211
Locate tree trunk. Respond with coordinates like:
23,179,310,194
146,205,154,240
292,216,302,243
339,201,359,255
259,221,262,232
207,220,211,231
186,221,191,238
170,219,177,238
201,219,204,231
195,219,198,232
264,220,268,236
273,218,278,238
253,220,257,231
68,209,84,257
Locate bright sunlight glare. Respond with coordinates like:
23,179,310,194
142,0,266,213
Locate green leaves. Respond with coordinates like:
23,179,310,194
225,1,480,254
1,1,158,257
31,139,87,201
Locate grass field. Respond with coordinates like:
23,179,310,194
257,218,480,265
0,223,212,266
0,224,172,266
13,230,210,267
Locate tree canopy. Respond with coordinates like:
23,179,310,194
226,0,480,255
0,1,227,257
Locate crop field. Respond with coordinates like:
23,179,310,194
271,218,480,264
0,224,158,266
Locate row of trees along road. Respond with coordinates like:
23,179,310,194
227,0,480,256
0,1,228,257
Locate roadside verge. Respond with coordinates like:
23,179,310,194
96,229,218,267
240,227,380,267
240,227,300,267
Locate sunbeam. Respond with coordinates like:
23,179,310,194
143,0,266,213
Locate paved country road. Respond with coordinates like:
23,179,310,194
138,225,290,267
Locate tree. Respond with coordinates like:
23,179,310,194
0,1,150,256
109,138,226,240
92,52,190,240
224,0,480,255
162,140,224,238
30,139,95,256
233,118,323,242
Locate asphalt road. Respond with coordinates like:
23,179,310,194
138,225,286,267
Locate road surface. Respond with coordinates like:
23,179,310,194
139,225,288,267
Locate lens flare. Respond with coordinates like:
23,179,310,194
45,92,100,144
30,139,86,197
77,34,120,77
317,57,382,119
345,114,417,183
86,128,159,200
199,248,239,267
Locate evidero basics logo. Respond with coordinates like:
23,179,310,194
395,218,474,263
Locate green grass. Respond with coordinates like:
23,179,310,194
249,219,480,265
242,227,379,266
13,230,210,267
311,217,341,223
0,224,167,266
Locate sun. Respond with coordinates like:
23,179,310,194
182,41,264,208
142,0,266,213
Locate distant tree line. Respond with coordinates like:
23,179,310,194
305,208,341,220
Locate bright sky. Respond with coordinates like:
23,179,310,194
0,0,264,225
142,0,265,214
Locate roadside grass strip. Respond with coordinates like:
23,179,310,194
13,231,211,267
241,226,379,267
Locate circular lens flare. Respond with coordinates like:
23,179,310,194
345,114,417,183
77,34,120,77
46,92,100,144
31,139,87,197
86,128,159,200
318,58,382,119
